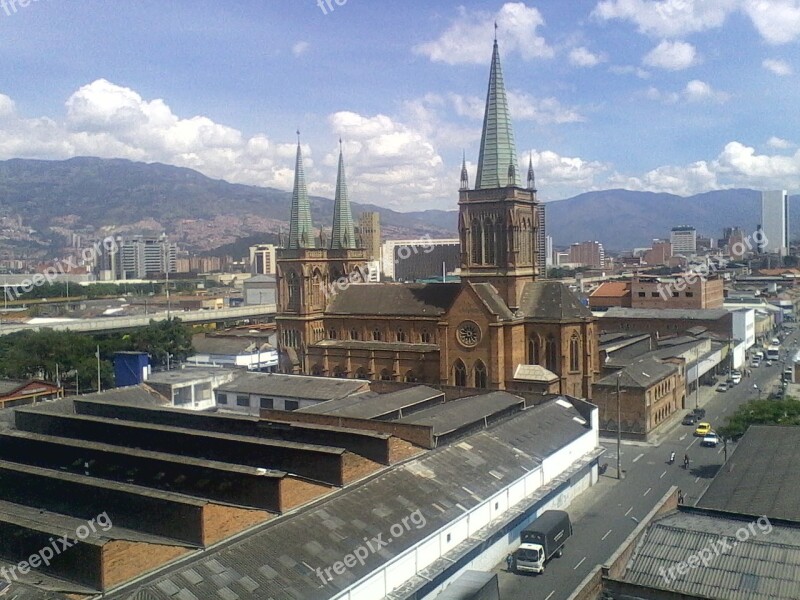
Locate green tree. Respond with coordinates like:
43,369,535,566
127,318,194,368
717,397,800,440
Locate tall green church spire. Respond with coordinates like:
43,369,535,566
288,132,315,249
330,139,356,250
475,39,520,189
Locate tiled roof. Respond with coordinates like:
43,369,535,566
217,372,367,401
518,281,593,321
624,509,800,600
697,425,800,522
104,397,590,600
603,307,730,320
595,356,677,389
326,283,461,316
471,283,515,320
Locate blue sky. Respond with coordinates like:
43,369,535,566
0,0,799,211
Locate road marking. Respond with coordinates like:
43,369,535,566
574,557,586,570
695,476,700,483
687,438,698,450
625,506,633,516
602,529,612,540
545,591,555,600
644,487,652,497
633,453,644,463
660,470,667,479
679,433,687,441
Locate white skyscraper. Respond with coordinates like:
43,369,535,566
761,190,789,255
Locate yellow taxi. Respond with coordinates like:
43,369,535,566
694,422,712,436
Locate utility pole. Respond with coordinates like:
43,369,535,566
695,344,700,409
96,345,101,392
616,372,622,480
166,268,171,320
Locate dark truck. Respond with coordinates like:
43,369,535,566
513,510,572,574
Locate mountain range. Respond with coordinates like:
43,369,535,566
0,157,794,256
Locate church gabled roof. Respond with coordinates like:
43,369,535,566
287,136,315,249
330,142,356,250
475,40,520,189
518,281,593,321
326,283,461,317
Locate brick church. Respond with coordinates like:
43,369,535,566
276,40,599,397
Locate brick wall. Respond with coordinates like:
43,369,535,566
202,504,272,546
280,477,334,512
102,540,190,590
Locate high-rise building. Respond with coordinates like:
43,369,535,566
356,212,381,262
670,226,697,255
545,235,554,268
249,244,277,275
568,241,604,268
761,190,789,255
98,234,176,280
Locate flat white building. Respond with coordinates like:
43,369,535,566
670,226,697,255
761,190,789,255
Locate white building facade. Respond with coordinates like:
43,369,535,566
761,190,789,256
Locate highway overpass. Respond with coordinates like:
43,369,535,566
0,305,277,336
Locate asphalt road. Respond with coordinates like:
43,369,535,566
494,327,800,600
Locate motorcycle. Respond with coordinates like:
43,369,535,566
668,452,675,465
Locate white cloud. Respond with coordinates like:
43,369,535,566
507,91,585,124
593,0,800,44
527,149,609,192
608,161,720,195
715,140,800,184
767,136,794,149
762,58,793,75
0,94,15,118
684,79,730,102
609,64,651,78
592,0,736,38
569,46,606,67
413,2,554,65
742,0,800,44
643,40,698,70
292,41,310,56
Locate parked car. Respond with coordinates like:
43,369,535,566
702,432,719,447
694,422,712,436
682,413,697,426
693,407,706,419
731,373,742,385
717,383,728,392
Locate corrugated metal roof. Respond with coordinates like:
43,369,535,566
697,426,800,522
106,398,590,600
299,386,443,419
217,372,368,401
624,510,800,600
396,391,524,437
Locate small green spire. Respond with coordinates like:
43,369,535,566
330,139,356,250
475,39,521,189
288,132,315,249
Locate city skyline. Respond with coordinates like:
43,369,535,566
0,1,799,211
